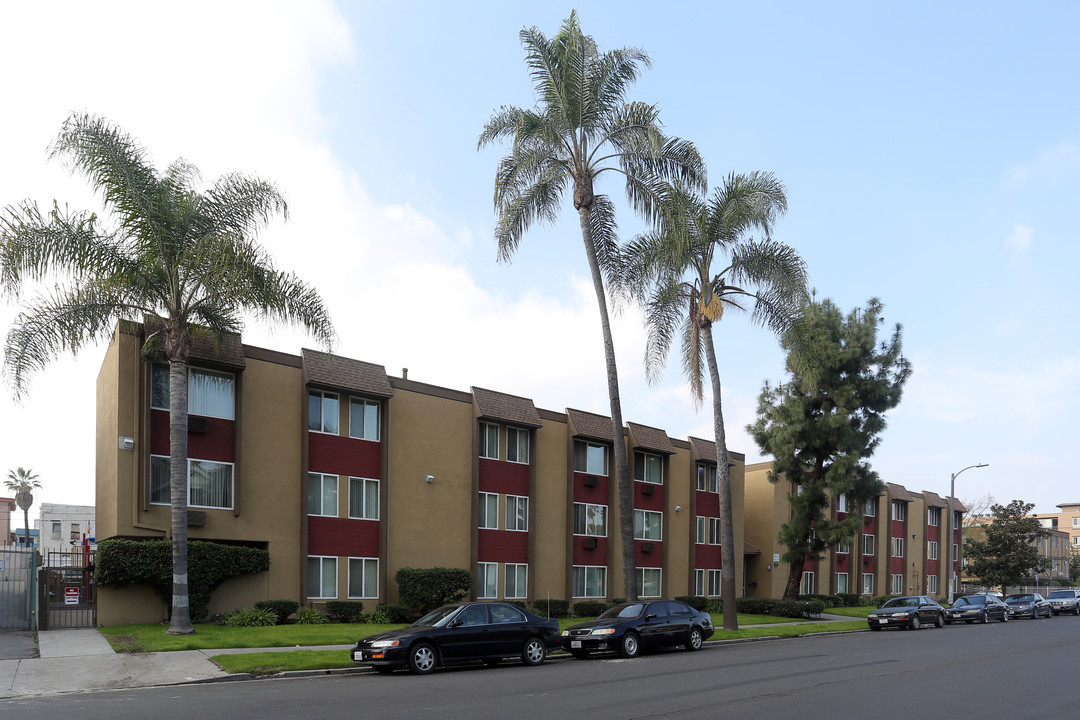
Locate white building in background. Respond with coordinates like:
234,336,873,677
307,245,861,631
37,504,95,555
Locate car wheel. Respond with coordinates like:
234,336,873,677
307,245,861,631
981,610,990,624
619,631,640,658
407,642,437,675
1074,605,1079,616
570,649,590,659
910,615,921,630
374,666,396,675
521,637,546,667
1001,611,1009,623
935,613,944,628
685,626,704,651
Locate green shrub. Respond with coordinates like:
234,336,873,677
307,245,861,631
872,595,895,608
375,604,414,624
706,599,723,614
611,598,626,605
836,593,864,607
572,601,607,617
254,599,300,624
95,539,270,621
296,607,327,624
532,599,570,618
325,600,368,623
799,593,841,608
504,600,528,610
675,595,709,611
735,597,774,615
395,567,472,614
224,607,277,627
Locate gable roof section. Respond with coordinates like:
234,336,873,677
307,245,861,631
566,408,614,443
302,349,393,398
886,483,915,502
921,491,947,508
472,387,542,428
688,436,718,463
627,422,675,455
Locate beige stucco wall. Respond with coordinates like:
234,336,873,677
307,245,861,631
532,414,569,602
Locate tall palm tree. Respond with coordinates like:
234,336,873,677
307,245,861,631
478,12,704,600
625,172,809,629
4,467,41,549
0,113,335,634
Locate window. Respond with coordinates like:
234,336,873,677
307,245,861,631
150,455,170,504
708,517,721,545
1073,537,1080,548
837,494,848,513
573,503,607,537
349,399,380,441
635,451,663,484
348,557,378,598
800,572,815,595
637,568,662,597
479,492,499,529
506,427,529,464
506,495,528,532
477,562,497,598
708,569,721,596
891,500,907,521
1074,517,1080,528
308,391,339,434
634,510,662,541
862,533,875,556
695,569,705,596
891,573,904,595
891,537,904,558
836,573,849,594
152,456,233,509
928,507,941,527
953,511,962,528
696,516,706,545
696,464,717,492
836,540,851,555
348,477,379,520
952,543,959,561
863,498,877,517
927,574,938,594
862,573,874,595
307,556,336,599
308,473,338,517
573,440,608,476
50,521,61,540
927,540,939,560
505,564,528,599
479,422,499,460
152,365,235,419
572,566,607,598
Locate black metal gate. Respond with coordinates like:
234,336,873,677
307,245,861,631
0,545,37,630
39,549,96,629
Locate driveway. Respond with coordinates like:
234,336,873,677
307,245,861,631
0,631,38,660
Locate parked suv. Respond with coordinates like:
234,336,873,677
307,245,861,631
1046,588,1080,616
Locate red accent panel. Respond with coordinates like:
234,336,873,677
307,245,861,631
309,432,380,478
890,556,905,574
308,516,379,557
635,541,662,565
835,553,849,570
696,492,719,516
149,409,234,461
837,511,848,521
572,536,606,565
478,458,529,495
634,483,663,511
803,557,816,571
477,529,528,563
695,544,722,567
574,473,608,503
927,525,940,542
927,560,939,575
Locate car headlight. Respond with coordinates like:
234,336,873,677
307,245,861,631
369,640,400,648
590,628,616,635
561,630,569,637
890,612,910,618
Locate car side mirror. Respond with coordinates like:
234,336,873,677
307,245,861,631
449,619,462,628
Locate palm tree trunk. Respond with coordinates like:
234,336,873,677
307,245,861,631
166,359,194,634
577,206,636,601
23,506,30,549
701,322,738,630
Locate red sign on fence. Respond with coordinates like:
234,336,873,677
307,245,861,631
64,587,80,605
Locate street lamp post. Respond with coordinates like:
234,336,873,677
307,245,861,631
947,463,989,605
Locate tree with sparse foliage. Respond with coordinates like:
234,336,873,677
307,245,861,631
5,467,41,549
747,298,911,600
1070,554,1080,583
964,500,1048,592
0,114,335,634
479,12,705,600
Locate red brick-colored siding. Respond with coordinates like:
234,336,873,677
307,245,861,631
309,432,380,478
478,528,528,563
308,516,379,557
478,458,529,495
149,409,234,461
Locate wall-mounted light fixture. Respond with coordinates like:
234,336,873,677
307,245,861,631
674,505,682,512
118,436,135,451
425,474,435,484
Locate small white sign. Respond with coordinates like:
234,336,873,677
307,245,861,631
773,553,781,564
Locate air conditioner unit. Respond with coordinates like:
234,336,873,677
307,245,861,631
585,475,599,487
642,484,655,495
642,542,655,553
584,537,598,550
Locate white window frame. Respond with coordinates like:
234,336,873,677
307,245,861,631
695,516,706,545
694,569,705,596
348,476,379,520
952,542,959,561
863,533,875,556
572,565,607,598
307,556,337,599
308,472,338,517
477,562,498,599
864,498,877,517
637,567,662,597
308,390,339,435
927,540,939,560
635,451,663,485
708,517,721,546
479,422,499,460
506,426,529,464
479,492,499,530
152,455,234,509
349,398,380,441
862,573,874,595
836,572,849,594
506,495,528,532
800,571,815,595
634,509,663,541
928,507,941,527
505,563,528,599
573,503,607,537
891,573,904,595
891,536,905,558
151,365,236,420
927,575,938,594
836,540,851,555
1073,517,1080,528
837,494,848,513
708,569,722,596
347,557,378,599
891,500,907,521
574,440,609,476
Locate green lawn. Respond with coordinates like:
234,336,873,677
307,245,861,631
821,606,874,618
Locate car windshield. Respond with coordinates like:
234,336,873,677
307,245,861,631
1006,595,1034,603
598,603,645,619
881,597,917,608
413,605,464,627
1047,591,1072,599
953,596,983,607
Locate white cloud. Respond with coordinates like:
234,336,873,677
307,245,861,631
1005,224,1035,252
1006,142,1079,186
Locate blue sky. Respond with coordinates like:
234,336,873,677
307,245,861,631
1,1,1077,524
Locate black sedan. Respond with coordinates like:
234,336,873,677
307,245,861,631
351,601,561,675
866,596,945,630
560,600,714,658
945,594,1010,624
1004,593,1052,619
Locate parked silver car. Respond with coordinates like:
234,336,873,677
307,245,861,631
1046,589,1080,616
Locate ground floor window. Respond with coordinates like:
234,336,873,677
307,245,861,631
572,565,607,598
348,557,378,599
477,562,498,598
708,569,721,596
891,573,904,595
505,563,528,599
927,574,938,594
695,569,705,596
862,573,874,595
637,567,662,597
835,572,848,594
800,571,815,595
307,556,337,599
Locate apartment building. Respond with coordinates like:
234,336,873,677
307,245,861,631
37,504,96,555
1032,503,1080,555
743,463,966,601
95,321,747,625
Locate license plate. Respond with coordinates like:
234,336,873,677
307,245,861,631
571,640,582,648
878,619,888,624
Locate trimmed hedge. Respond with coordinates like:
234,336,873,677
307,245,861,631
395,567,472,614
732,597,824,619
254,599,300,624
95,538,270,621
675,595,709,611
532,599,570,618
799,593,842,608
375,604,414,624
326,600,367,623
572,600,607,617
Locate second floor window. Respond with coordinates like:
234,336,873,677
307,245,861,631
634,509,662,541
708,518,721,545
506,495,528,531
573,503,607,537
862,533,875,556
308,473,338,516
891,536,905,558
837,494,848,513
348,477,379,520
479,492,499,529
